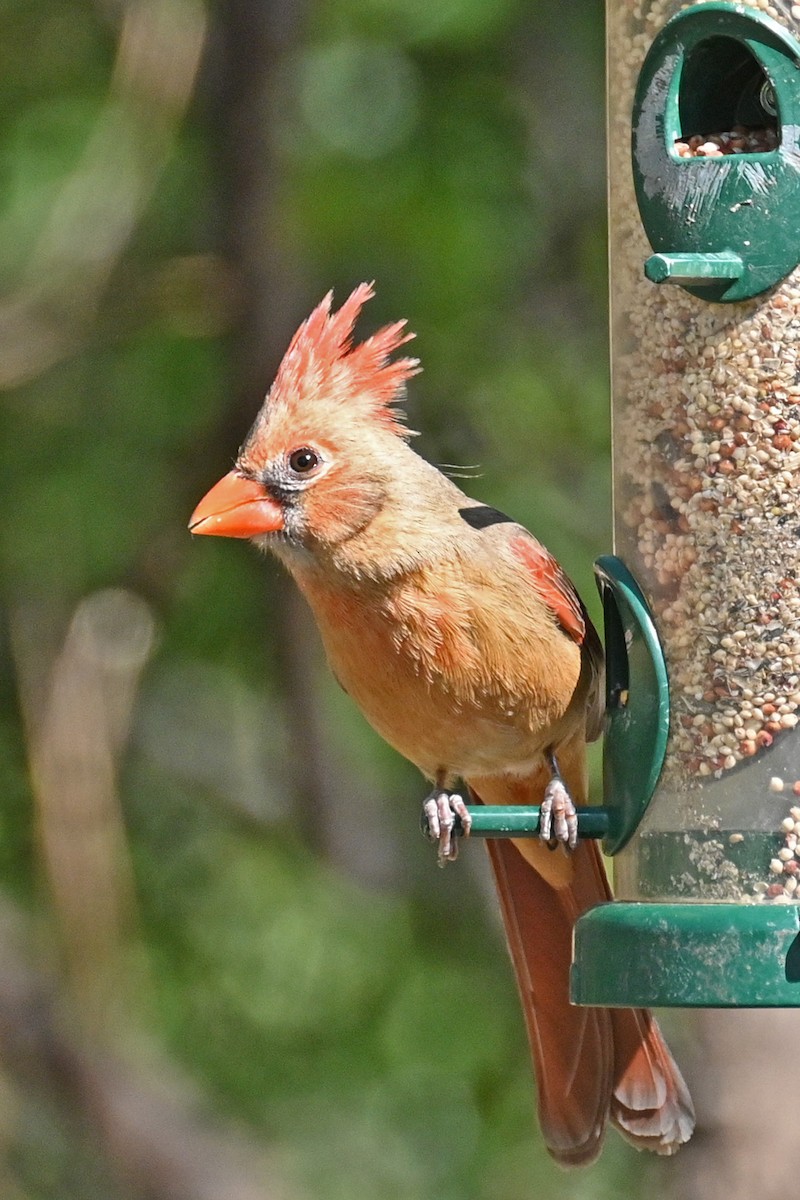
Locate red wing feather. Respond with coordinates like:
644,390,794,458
510,534,586,645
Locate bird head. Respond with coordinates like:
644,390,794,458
189,283,420,556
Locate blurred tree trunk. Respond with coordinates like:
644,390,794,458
513,0,606,338
206,0,308,420
205,0,395,880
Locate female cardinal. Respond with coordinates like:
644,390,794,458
189,283,694,1166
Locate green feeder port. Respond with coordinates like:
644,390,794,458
632,2,800,302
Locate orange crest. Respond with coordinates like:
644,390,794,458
254,283,420,445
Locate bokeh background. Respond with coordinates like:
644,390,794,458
0,1,700,1197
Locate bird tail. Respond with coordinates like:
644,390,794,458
470,757,694,1166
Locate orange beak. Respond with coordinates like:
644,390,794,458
189,471,284,538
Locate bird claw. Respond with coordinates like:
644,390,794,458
421,790,472,865
540,778,578,851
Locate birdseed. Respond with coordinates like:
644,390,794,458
674,128,778,157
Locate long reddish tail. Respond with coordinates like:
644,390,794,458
470,760,694,1166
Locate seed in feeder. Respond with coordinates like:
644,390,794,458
778,847,794,861
784,875,798,894
781,816,796,832
728,832,744,844
770,857,785,874
770,777,785,793
791,807,800,820
767,883,786,897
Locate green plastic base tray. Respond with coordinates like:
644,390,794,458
571,902,800,1007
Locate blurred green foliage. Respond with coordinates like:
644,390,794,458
0,1,655,1198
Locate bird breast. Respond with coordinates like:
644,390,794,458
293,561,583,780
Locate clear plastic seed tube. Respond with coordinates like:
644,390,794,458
609,0,800,902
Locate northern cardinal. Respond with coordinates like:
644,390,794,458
190,284,695,1165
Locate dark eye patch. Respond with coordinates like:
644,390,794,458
458,505,514,530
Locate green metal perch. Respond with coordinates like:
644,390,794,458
430,806,612,840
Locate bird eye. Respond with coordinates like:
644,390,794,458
288,447,320,475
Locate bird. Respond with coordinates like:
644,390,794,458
189,283,695,1166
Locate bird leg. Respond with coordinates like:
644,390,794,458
539,750,578,850
421,775,472,865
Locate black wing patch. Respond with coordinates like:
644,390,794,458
458,505,514,530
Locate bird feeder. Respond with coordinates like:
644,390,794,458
574,0,800,1007
464,0,800,1007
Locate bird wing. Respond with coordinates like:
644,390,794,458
508,533,587,644
508,532,605,742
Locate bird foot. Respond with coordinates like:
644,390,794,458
540,777,578,850
421,789,472,866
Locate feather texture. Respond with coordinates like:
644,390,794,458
242,284,420,463
509,533,587,645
